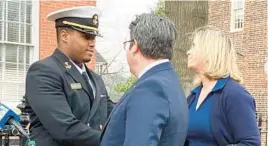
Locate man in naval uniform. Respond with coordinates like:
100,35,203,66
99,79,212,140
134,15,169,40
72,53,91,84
25,6,114,146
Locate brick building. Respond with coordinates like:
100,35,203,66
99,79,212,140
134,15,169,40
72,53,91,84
209,0,267,144
208,0,267,115
0,0,99,110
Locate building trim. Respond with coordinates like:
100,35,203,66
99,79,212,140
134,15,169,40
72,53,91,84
32,0,39,62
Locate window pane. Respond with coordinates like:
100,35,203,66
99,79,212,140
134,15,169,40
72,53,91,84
0,1,3,20
26,64,29,71
6,44,17,63
18,64,26,80
18,82,25,100
26,46,30,64
5,62,17,81
26,1,32,5
18,46,24,63
0,44,31,106
0,63,2,80
3,22,6,41
26,4,32,23
20,1,26,23
237,9,243,17
2,1,6,21
20,24,25,43
0,46,2,61
236,13,243,29
0,1,3,40
0,45,2,61
2,1,32,43
0,22,2,41
235,22,237,29
233,9,244,29
236,0,245,9
7,22,19,42
7,1,19,22
26,24,31,43
0,46,2,80
2,82,18,102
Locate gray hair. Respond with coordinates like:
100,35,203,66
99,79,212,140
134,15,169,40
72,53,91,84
129,13,178,60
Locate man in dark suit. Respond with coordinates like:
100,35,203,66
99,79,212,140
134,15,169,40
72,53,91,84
100,13,188,146
25,6,114,146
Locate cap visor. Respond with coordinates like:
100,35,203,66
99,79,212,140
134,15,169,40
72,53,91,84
71,26,102,37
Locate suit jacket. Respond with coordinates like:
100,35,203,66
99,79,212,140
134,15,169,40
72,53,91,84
100,62,189,146
186,77,260,146
25,49,114,146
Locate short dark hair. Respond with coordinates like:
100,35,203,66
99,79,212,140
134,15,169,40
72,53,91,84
129,13,178,60
56,27,74,43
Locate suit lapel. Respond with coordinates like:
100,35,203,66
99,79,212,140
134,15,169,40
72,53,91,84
53,49,93,99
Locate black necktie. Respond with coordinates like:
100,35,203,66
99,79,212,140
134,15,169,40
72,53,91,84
82,72,94,99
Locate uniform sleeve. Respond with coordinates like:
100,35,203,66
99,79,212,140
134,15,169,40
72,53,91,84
107,96,115,117
95,75,115,118
226,87,261,146
123,87,169,146
26,62,100,146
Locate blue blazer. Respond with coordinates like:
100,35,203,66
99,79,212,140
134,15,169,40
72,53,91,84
100,62,188,146
187,77,261,146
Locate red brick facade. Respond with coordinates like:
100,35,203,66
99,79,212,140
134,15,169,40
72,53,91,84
209,1,267,115
209,1,267,144
39,1,96,70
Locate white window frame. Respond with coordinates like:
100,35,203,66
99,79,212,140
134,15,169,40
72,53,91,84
0,0,39,111
32,0,39,62
230,0,245,32
96,62,108,75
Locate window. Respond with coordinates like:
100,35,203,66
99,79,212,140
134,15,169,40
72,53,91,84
0,0,38,110
96,62,108,75
231,0,245,31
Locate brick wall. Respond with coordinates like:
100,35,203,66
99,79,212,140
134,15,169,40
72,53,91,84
243,0,267,117
208,1,245,73
39,1,96,70
209,1,268,145
209,0,267,114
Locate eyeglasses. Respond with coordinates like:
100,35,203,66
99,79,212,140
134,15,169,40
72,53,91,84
123,40,134,50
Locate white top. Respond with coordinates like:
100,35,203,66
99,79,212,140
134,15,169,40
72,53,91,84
138,59,169,79
70,60,96,98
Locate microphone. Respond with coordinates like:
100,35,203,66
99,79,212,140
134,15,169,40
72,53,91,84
0,103,29,138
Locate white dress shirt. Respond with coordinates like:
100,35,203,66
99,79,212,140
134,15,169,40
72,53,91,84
138,59,169,79
70,60,96,98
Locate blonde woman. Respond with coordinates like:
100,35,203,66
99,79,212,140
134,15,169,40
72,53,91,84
185,26,260,146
